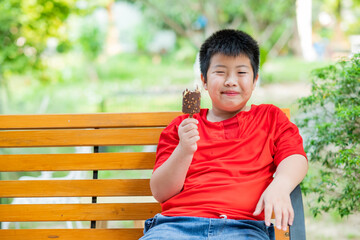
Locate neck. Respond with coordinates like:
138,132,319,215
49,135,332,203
207,105,251,122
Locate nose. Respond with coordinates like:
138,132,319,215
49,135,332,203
224,74,237,87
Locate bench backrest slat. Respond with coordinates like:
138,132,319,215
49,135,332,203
0,179,151,197
0,152,156,171
0,203,161,221
0,128,163,147
0,112,181,129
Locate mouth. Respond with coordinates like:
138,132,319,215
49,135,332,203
221,91,240,96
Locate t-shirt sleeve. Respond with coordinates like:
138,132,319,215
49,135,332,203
153,118,181,172
272,107,307,166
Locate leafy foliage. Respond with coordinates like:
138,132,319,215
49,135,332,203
76,13,107,61
296,53,360,217
0,0,106,80
0,0,77,78
129,0,296,65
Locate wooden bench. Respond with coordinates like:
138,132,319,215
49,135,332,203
0,110,306,240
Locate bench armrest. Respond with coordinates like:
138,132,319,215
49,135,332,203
290,184,306,240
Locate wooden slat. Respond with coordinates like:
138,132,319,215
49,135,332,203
0,228,289,240
0,152,156,171
282,108,290,119
0,179,151,197
0,112,182,129
0,128,163,147
0,229,144,240
0,203,161,221
0,109,288,130
0,109,289,130
275,228,290,240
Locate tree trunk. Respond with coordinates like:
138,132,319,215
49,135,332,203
296,0,316,61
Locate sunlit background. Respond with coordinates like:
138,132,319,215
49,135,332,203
1,0,359,115
0,0,359,239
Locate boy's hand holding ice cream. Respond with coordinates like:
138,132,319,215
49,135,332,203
178,87,201,154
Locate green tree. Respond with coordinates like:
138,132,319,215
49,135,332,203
128,0,297,63
296,53,360,217
75,10,107,82
0,0,110,113
0,0,78,76
312,0,360,42
0,0,78,112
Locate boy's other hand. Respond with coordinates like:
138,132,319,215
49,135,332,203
178,118,200,154
253,180,294,231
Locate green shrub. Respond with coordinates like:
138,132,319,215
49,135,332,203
296,53,360,217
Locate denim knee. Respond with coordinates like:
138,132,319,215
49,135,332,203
143,213,160,234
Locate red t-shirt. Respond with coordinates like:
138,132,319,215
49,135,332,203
154,104,307,220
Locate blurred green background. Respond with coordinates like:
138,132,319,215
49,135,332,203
0,0,359,239
3,0,359,116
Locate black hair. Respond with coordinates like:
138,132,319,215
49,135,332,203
199,29,260,83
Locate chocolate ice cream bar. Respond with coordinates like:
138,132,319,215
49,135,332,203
182,88,201,117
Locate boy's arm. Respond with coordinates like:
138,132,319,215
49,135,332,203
150,118,199,203
253,154,308,231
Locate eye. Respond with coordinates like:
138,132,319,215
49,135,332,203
238,72,247,74
215,71,225,74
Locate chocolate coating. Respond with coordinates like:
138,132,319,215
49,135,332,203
182,89,201,116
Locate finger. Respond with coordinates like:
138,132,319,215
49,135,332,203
181,133,200,148
190,135,200,143
179,127,197,138
274,205,282,230
181,118,199,126
288,206,294,226
183,123,199,133
264,202,273,227
184,129,199,139
282,209,289,231
253,195,264,216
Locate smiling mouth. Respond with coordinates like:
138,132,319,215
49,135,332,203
222,91,239,96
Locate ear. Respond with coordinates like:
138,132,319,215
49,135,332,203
201,74,207,90
252,74,259,90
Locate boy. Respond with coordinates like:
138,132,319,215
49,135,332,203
140,29,308,240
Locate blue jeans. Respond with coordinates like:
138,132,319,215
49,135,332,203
139,214,275,240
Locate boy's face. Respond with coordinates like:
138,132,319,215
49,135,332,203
201,53,258,114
